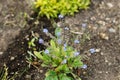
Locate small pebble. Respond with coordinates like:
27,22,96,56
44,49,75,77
108,28,116,33
25,75,31,79
57,22,62,27
107,3,114,8
34,20,39,25
98,21,106,26
98,71,102,73
100,52,104,55
106,71,108,74
17,63,20,65
99,33,109,40
96,48,101,52
83,71,87,75
108,62,112,66
90,16,96,21
39,70,43,73
10,56,15,60
0,52,3,55
105,59,108,63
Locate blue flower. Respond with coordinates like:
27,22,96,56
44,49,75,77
62,59,67,64
82,23,87,28
89,48,96,54
43,28,48,34
57,39,62,44
64,27,69,30
39,38,44,44
74,51,80,57
44,49,49,54
81,64,87,69
63,43,67,51
63,47,67,51
58,14,64,19
56,32,61,37
64,43,67,47
74,39,80,44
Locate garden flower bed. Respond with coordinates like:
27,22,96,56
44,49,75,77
0,0,120,80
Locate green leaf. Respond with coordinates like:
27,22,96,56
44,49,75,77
45,70,58,80
41,63,49,67
34,51,43,60
46,70,56,76
50,40,56,48
71,72,81,80
27,51,36,58
61,76,72,80
71,57,83,68
51,62,58,67
55,64,70,73
42,54,51,62
58,74,73,80
45,75,58,80
28,38,36,48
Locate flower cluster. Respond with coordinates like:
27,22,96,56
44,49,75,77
28,20,88,80
34,39,84,80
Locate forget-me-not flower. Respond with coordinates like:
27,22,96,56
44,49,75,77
74,51,80,57
62,59,67,64
43,28,48,34
82,23,87,28
81,64,87,69
63,43,67,51
63,47,67,51
58,14,64,19
74,39,80,44
57,39,62,44
64,27,69,30
44,49,49,54
39,38,44,44
89,48,96,54
56,32,61,37
64,43,67,47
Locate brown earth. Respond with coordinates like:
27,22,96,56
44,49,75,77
0,0,120,80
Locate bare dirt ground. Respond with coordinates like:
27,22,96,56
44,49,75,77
0,0,120,80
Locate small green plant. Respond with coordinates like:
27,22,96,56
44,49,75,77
34,39,83,80
26,22,87,80
0,64,17,80
0,64,8,80
33,0,90,19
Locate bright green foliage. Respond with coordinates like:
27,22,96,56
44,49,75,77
34,39,83,80
28,38,36,48
33,0,90,19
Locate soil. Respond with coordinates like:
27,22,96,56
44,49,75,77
0,0,120,80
